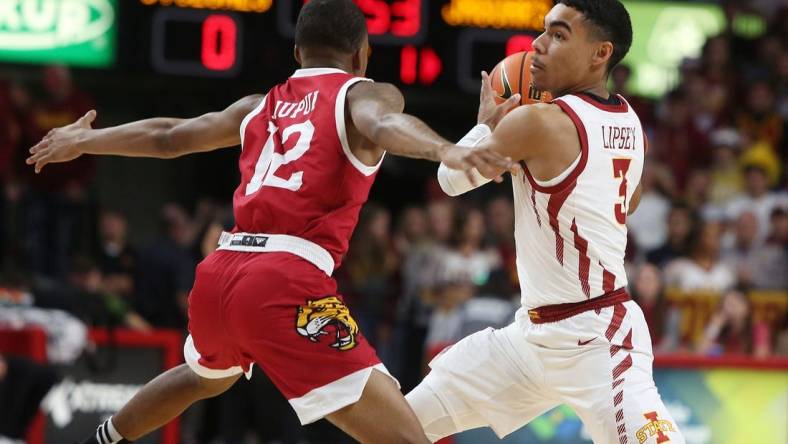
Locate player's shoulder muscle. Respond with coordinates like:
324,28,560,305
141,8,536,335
492,102,574,161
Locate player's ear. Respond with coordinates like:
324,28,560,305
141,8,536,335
294,46,303,66
351,48,363,73
592,41,614,69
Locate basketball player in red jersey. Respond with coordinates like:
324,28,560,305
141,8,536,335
410,1,685,443
26,1,520,443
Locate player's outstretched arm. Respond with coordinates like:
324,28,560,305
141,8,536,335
27,94,263,173
438,71,521,196
346,81,518,177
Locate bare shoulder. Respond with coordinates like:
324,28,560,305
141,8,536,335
506,102,574,134
230,94,265,116
346,81,404,110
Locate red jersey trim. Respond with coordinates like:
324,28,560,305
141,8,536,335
335,77,385,176
522,99,589,194
575,92,629,113
527,288,630,324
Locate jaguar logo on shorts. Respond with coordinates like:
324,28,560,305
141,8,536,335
636,411,676,443
296,296,359,351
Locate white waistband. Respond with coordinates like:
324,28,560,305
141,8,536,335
217,232,335,276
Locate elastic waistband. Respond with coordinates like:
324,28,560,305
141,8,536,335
217,231,335,276
527,288,630,324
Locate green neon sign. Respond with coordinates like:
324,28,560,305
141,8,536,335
622,1,726,98
0,0,117,67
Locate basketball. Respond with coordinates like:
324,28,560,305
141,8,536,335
490,51,553,106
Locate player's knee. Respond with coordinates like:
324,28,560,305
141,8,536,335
175,364,237,399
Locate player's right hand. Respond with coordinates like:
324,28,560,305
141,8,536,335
440,144,522,184
26,110,96,174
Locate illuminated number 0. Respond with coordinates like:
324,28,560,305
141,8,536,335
612,158,632,224
245,120,314,195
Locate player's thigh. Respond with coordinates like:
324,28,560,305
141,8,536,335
326,369,430,444
414,325,558,439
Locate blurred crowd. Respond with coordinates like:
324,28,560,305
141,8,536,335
0,5,787,444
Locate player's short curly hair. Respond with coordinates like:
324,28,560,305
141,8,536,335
557,0,633,72
295,0,368,54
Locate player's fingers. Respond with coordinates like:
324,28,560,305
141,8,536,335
26,147,48,165
29,139,49,154
465,170,479,188
505,93,522,109
35,154,52,173
492,175,504,183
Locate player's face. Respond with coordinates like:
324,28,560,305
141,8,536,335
530,4,610,95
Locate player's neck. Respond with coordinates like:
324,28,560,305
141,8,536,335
299,58,351,74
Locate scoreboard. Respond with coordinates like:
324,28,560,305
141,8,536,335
1,0,746,97
122,0,551,93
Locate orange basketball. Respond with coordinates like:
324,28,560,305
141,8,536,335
490,51,553,106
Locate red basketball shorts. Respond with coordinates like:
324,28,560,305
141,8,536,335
183,248,397,424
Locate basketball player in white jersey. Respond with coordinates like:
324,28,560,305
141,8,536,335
406,1,685,443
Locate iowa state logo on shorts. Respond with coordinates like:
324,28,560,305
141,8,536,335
636,411,676,443
295,296,359,351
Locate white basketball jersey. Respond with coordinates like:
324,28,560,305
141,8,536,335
513,94,645,309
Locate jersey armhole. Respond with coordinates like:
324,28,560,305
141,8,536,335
335,78,385,176
239,94,268,149
521,99,589,194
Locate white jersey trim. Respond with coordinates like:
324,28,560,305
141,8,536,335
184,334,253,380
289,363,399,425
291,67,348,78
532,152,581,187
217,231,335,276
522,98,589,194
239,94,268,149
335,77,385,176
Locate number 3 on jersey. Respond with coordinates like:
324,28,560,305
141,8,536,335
612,158,632,224
245,120,315,195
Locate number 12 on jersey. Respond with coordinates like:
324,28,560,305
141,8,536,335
245,120,315,195
612,158,632,224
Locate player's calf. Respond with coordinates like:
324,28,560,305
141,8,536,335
78,364,240,443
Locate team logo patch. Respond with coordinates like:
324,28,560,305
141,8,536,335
296,296,359,351
636,411,676,443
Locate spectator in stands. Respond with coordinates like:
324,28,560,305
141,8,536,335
631,263,671,347
736,81,783,161
94,209,136,299
653,89,711,191
720,211,786,290
133,203,196,329
664,221,736,292
627,164,672,254
443,206,501,288
707,128,744,208
16,66,97,277
394,205,432,301
726,163,788,242
485,196,518,295
698,288,771,358
647,202,696,266
610,64,654,126
340,203,399,347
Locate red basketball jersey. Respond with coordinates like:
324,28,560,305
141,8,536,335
232,68,383,269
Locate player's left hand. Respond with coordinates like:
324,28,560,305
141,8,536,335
477,71,520,130
440,144,522,184
26,110,96,174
